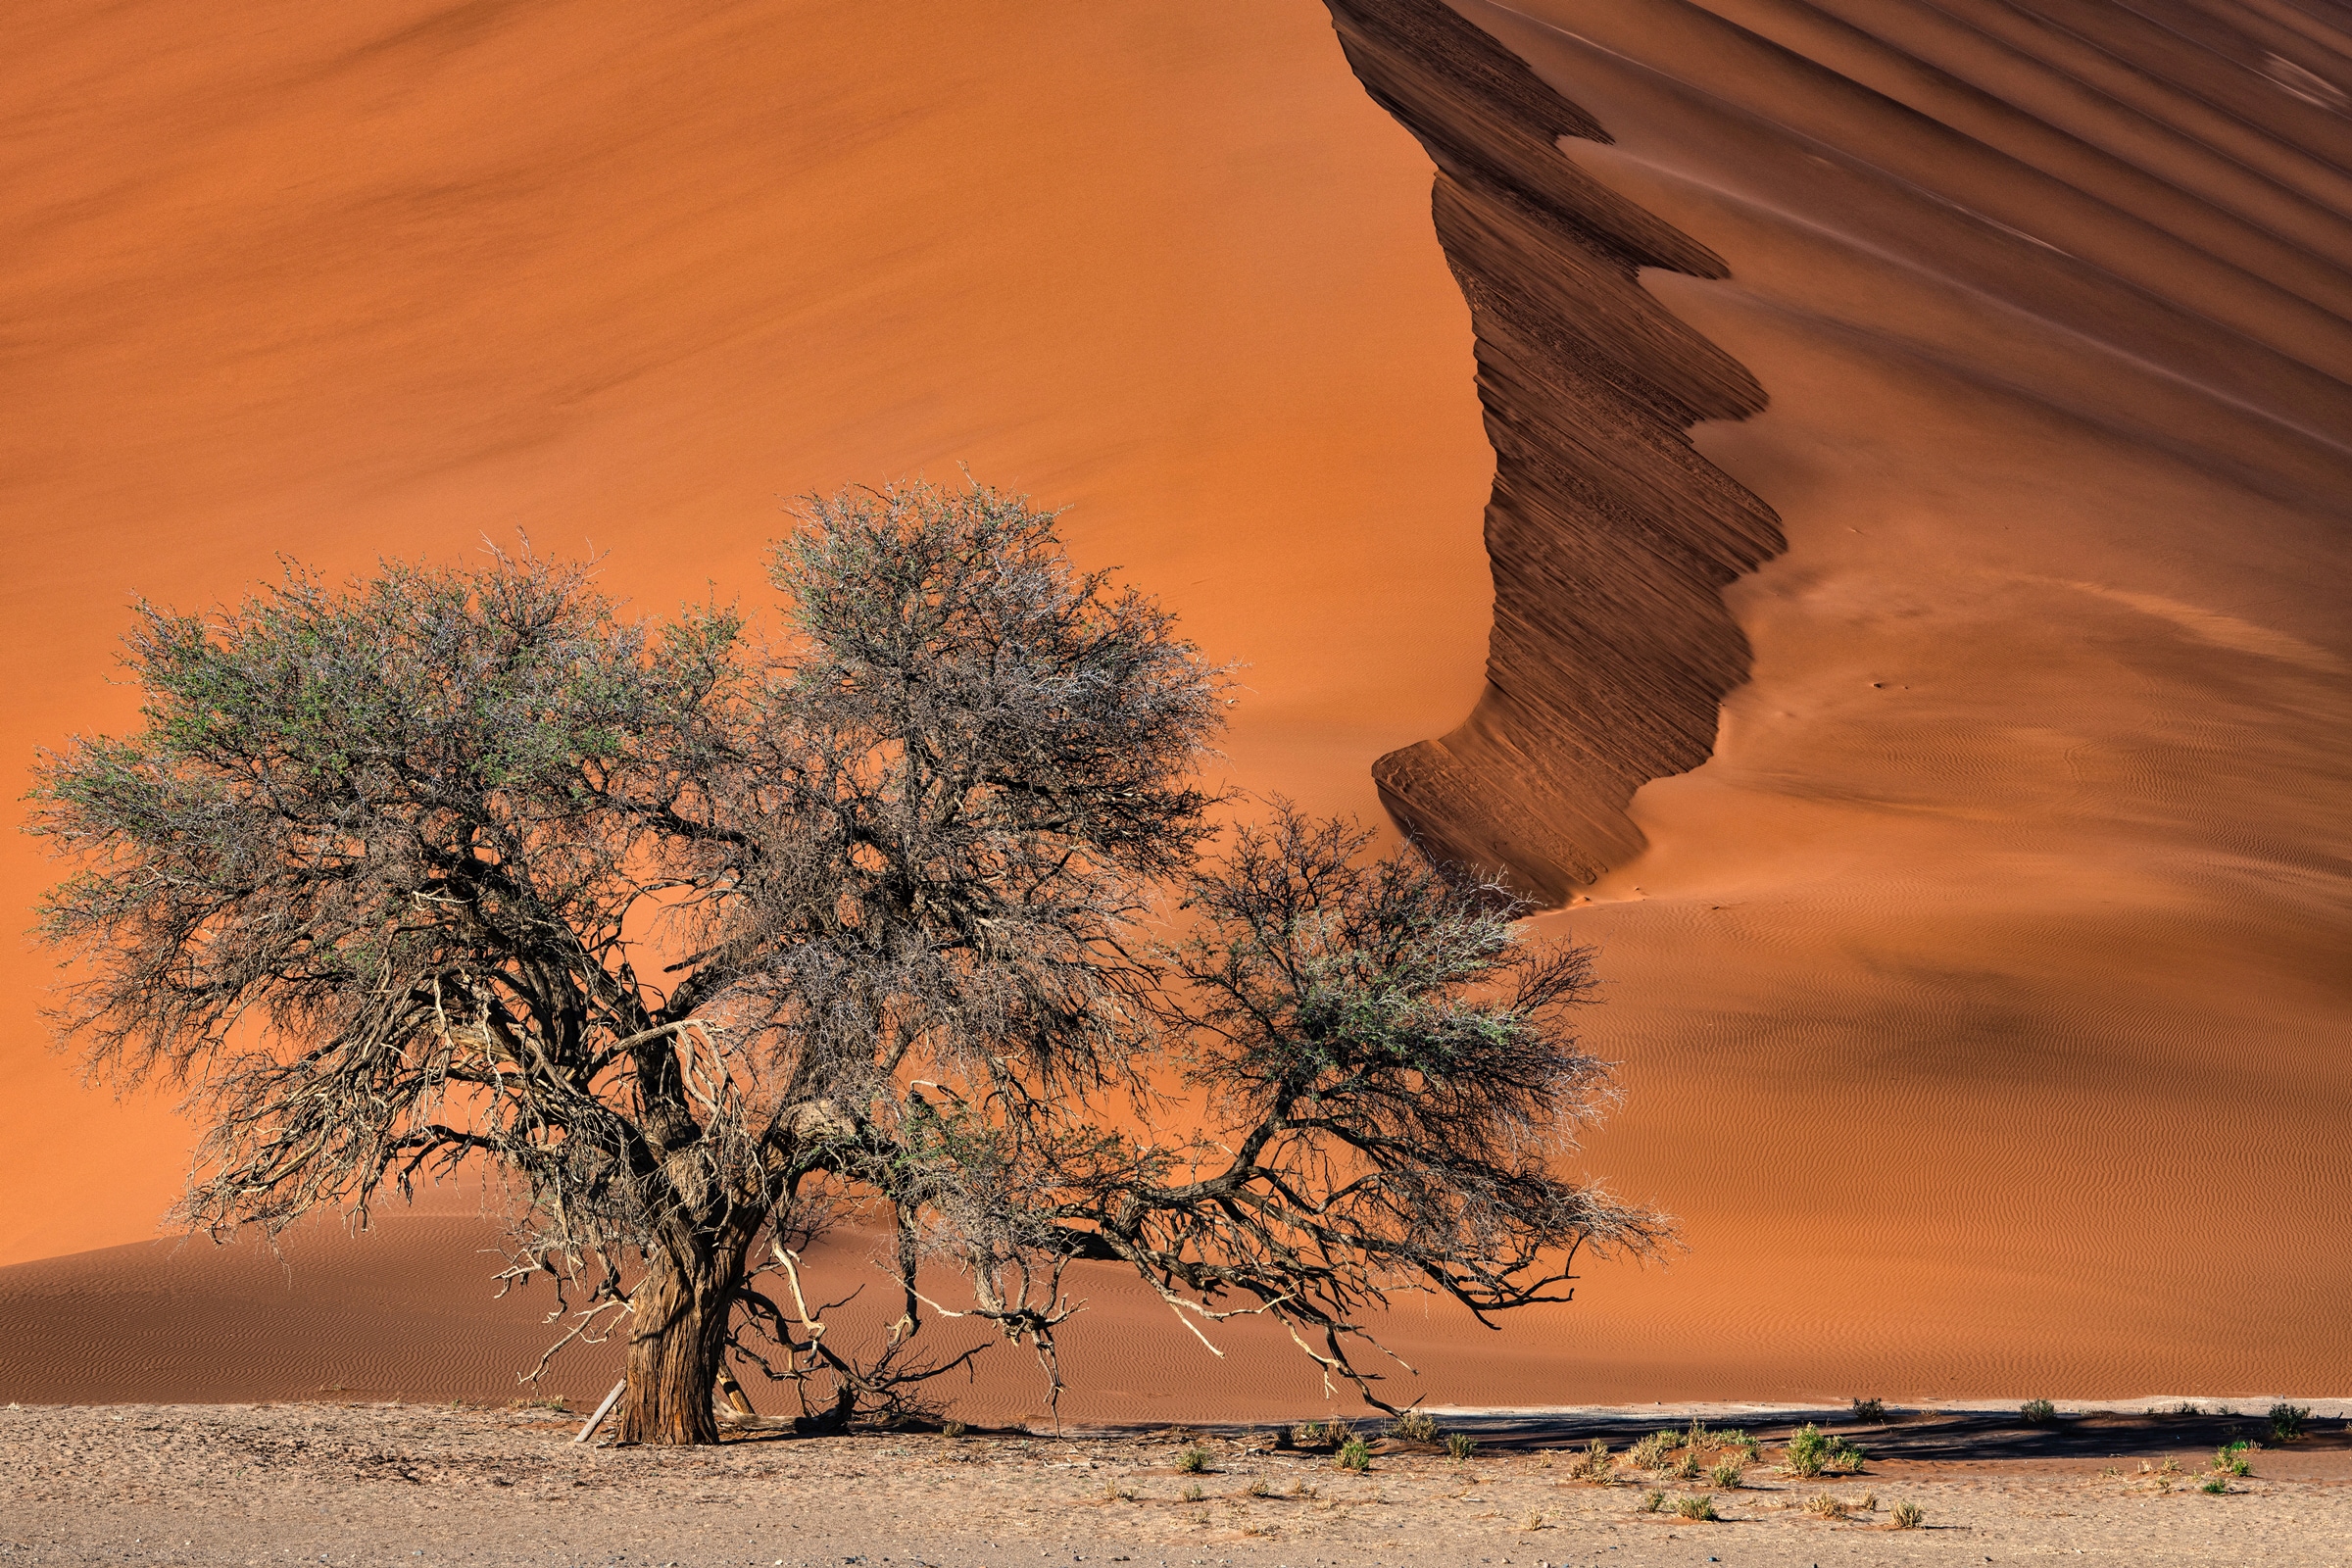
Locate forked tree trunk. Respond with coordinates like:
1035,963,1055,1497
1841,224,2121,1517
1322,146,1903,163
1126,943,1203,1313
615,1236,746,1446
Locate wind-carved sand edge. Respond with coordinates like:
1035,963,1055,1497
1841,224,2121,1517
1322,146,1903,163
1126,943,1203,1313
1323,0,1785,904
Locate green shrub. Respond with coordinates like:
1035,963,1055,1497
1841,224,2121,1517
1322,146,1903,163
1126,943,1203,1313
1445,1432,1475,1461
1851,1396,1885,1422
1574,1438,1617,1484
1176,1445,1211,1474
2270,1403,2311,1443
1181,1480,1203,1501
1708,1457,1746,1489
1890,1499,1924,1529
1718,1427,1760,1459
1245,1476,1270,1497
1293,1421,1327,1448
1336,1436,1371,1472
1638,1489,1666,1512
1391,1409,1439,1443
2199,1475,2229,1494
1828,1437,1867,1473
940,1419,968,1439
1673,1494,1718,1520
1803,1493,1847,1519
1669,1447,1702,1481
2021,1399,2057,1425
2213,1442,2251,1477
1783,1423,1830,1477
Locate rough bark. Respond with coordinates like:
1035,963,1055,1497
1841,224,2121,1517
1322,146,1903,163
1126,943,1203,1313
614,1238,747,1446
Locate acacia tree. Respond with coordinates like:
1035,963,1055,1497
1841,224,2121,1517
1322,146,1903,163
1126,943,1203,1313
30,479,1667,1445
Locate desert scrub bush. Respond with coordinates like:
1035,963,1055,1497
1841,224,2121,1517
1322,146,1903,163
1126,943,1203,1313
1829,1437,1867,1473
1890,1499,1924,1529
1672,1494,1719,1521
1709,1457,1747,1489
1850,1396,1885,1422
2271,1402,2311,1442
1176,1445,1211,1474
1669,1447,1703,1481
1637,1490,1666,1513
940,1420,968,1439
2021,1398,2057,1425
1805,1494,1851,1520
1571,1439,1617,1484
2200,1475,2230,1494
2171,1401,2199,1416
1246,1476,1271,1497
1102,1481,1138,1502
1446,1432,1476,1461
1520,1510,1548,1532
1336,1436,1372,1472
1628,1430,1678,1470
1718,1428,1761,1460
1391,1410,1440,1443
1783,1423,1830,1477
1181,1480,1203,1502
1292,1421,1328,1449
2214,1441,2252,1476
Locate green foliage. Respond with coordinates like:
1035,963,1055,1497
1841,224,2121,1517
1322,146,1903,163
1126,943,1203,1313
1708,1456,1746,1489
2199,1475,2229,1494
1850,1396,1885,1422
1572,1438,1616,1484
1671,1494,1718,1521
1784,1423,1830,1477
2270,1403,2311,1442
1336,1436,1372,1472
2213,1442,2252,1477
1638,1489,1666,1512
1890,1499,1925,1529
1446,1432,1475,1461
1181,1480,1204,1502
2021,1399,2057,1425
1176,1445,1211,1474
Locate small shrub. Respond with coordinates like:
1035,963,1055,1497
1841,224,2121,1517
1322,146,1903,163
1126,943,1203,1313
2157,1456,2181,1476
2199,1475,2229,1494
1828,1437,1867,1473
1445,1432,1476,1461
1291,1480,1319,1499
1718,1428,1761,1460
1669,1448,1703,1481
2170,1401,2199,1417
1573,1438,1617,1485
1672,1494,1718,1521
2214,1441,2252,1477
1293,1421,1326,1448
1336,1436,1371,1472
1857,1491,1879,1511
1391,1410,1440,1443
1246,1476,1270,1497
1628,1430,1678,1470
1684,1417,1716,1454
1102,1481,1137,1502
1804,1493,1848,1520
1520,1510,1547,1532
2021,1398,2057,1425
2270,1402,2311,1443
1638,1489,1666,1512
1708,1457,1746,1489
1783,1423,1830,1477
1181,1480,1203,1502
940,1419,968,1439
1890,1498,1924,1529
1176,1445,1211,1474
1850,1396,1885,1422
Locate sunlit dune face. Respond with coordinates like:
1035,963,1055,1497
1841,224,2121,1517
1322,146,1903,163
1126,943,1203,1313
0,0,1494,1266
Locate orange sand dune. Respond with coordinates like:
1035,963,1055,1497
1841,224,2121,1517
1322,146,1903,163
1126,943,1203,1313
0,0,1494,1266
5,0,2351,1417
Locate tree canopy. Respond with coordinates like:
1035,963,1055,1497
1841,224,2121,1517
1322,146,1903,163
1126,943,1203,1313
29,479,1667,1443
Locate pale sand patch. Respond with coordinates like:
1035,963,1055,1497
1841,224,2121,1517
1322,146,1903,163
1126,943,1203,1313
4,1402,2347,1567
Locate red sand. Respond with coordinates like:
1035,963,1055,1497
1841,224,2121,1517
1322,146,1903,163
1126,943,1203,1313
4,0,2349,1417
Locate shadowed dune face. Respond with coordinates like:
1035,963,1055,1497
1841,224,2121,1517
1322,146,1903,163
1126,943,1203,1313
0,0,1496,1266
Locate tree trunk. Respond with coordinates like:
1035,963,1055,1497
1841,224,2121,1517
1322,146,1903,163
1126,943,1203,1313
615,1238,744,1446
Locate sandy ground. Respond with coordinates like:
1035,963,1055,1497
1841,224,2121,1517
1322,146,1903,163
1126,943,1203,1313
5,1401,2349,1568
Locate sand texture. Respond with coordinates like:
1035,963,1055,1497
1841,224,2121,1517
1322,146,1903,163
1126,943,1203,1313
4,1401,2350,1567
2,0,2349,1425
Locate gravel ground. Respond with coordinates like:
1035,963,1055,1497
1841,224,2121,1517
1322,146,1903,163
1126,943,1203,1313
4,1401,2348,1567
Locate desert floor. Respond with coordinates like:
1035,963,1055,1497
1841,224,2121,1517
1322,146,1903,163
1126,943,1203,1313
5,1400,2347,1568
